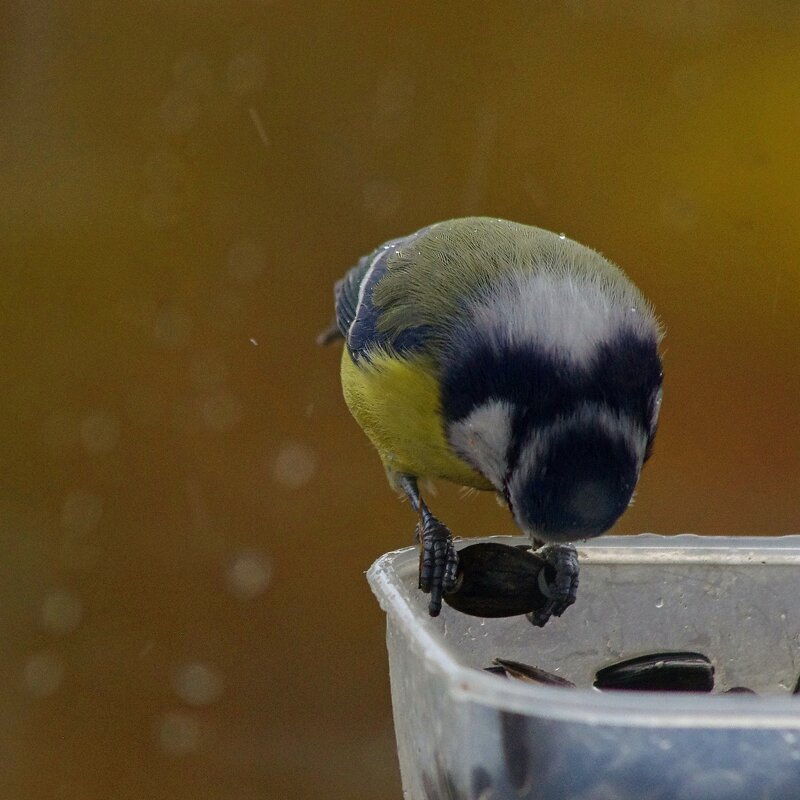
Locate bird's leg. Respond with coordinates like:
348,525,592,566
399,475,459,617
527,540,580,628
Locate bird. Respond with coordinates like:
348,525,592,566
322,217,663,625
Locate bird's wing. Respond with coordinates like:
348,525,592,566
334,229,434,362
333,254,372,340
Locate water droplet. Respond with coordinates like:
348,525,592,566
781,612,787,621
782,731,798,745
558,233,566,240
80,411,121,455
41,590,83,635
157,711,200,756
655,598,664,609
225,550,272,600
23,651,64,698
249,338,258,346
173,662,223,707
272,442,318,489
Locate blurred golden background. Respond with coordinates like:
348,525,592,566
2,1,799,798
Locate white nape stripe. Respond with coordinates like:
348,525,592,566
469,271,657,367
447,399,514,491
348,245,390,338
509,402,647,502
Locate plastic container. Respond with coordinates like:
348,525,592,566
367,534,800,800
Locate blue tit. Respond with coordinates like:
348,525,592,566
323,217,663,624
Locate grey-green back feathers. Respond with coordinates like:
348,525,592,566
373,217,663,362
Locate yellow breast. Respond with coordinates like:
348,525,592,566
340,349,493,491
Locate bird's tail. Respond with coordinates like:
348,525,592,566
316,321,342,346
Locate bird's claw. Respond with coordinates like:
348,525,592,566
417,515,458,617
526,542,580,628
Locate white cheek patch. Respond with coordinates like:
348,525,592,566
469,271,658,368
447,400,514,491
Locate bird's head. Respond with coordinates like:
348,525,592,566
448,398,658,543
444,329,663,543
502,403,647,543
441,261,664,543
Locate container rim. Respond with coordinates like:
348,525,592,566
367,533,800,729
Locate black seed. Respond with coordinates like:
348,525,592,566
594,652,714,692
493,658,576,688
443,542,548,618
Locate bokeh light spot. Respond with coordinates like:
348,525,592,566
224,549,272,600
172,662,223,707
23,652,64,698
272,442,318,490
41,590,83,635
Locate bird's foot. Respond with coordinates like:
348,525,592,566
526,543,580,628
416,510,459,617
